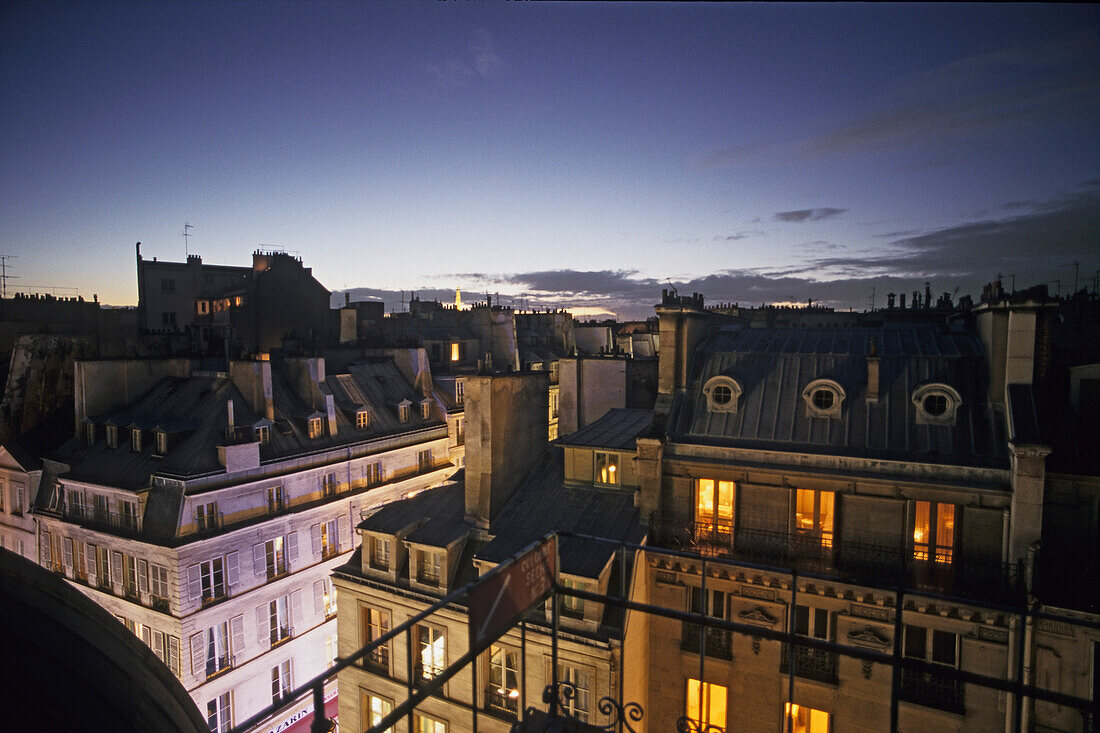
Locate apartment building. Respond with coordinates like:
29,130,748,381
334,372,646,733
0,442,40,559
30,352,456,732
629,288,1097,733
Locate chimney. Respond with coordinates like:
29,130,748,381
887,293,895,309
866,337,880,401
899,293,906,310
227,399,235,435
230,358,275,421
464,372,549,532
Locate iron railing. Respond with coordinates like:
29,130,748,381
681,622,733,660
227,530,1097,733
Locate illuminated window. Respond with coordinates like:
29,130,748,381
685,678,726,732
356,410,370,429
450,342,461,362
416,624,446,681
595,452,619,485
359,606,390,673
361,692,393,732
913,501,955,563
486,645,520,715
414,713,446,733
308,417,323,439
785,703,829,733
794,489,834,548
695,479,735,533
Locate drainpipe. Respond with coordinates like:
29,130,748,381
1020,542,1040,733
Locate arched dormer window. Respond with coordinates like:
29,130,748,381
912,383,962,425
803,379,846,419
703,375,742,414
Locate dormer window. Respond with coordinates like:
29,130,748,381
308,417,323,439
155,431,167,455
455,380,464,406
130,428,142,452
356,409,370,430
450,342,461,362
420,401,432,420
802,379,845,419
399,404,410,423
912,384,962,425
85,423,96,446
703,376,741,413
255,425,270,444
416,549,443,586
106,425,118,448
595,452,619,485
369,536,390,571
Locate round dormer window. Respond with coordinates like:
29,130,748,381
913,384,961,425
802,379,845,419
703,376,741,413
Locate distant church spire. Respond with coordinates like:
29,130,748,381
455,287,463,309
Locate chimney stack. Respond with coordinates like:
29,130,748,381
867,337,880,402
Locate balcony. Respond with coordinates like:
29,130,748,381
780,643,839,685
681,622,733,660
206,654,232,680
650,517,1023,603
899,667,964,714
62,503,143,535
270,626,291,647
359,645,390,676
484,686,519,718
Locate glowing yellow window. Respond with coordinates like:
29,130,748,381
450,343,461,361
785,703,829,733
913,501,955,563
695,479,735,528
794,489,834,548
686,679,726,731
595,452,619,485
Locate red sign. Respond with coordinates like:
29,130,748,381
469,536,557,651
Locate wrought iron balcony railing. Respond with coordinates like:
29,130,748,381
681,622,733,660
358,645,390,676
899,667,965,714
62,502,143,534
780,643,839,685
484,686,519,717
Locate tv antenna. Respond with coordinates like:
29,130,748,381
0,255,18,298
666,278,678,297
867,286,876,311
183,223,193,257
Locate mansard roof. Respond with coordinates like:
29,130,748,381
556,408,652,452
670,324,1008,468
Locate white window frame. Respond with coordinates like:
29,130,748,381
802,378,846,419
703,375,742,413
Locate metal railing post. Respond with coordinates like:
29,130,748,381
310,681,328,733
406,625,415,733
785,568,798,733
890,585,903,733
520,616,527,722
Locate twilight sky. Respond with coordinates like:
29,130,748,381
2,2,1099,319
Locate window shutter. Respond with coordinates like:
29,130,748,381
187,564,201,603
256,605,268,645
313,580,324,615
168,635,180,676
152,630,165,662
63,537,74,570
39,528,50,565
253,543,265,578
138,559,149,594
738,485,791,556
189,632,205,677
111,551,123,586
287,532,299,566
838,495,905,567
140,624,152,646
86,543,97,578
311,524,322,556
290,589,302,634
230,615,245,659
338,516,349,550
962,506,1004,565
226,551,240,586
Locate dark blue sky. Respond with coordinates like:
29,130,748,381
2,2,1098,317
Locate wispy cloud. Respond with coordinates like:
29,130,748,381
425,28,504,87
713,229,764,241
774,208,845,223
699,36,1100,168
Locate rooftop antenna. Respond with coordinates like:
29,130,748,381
183,223,193,257
666,278,678,297
0,255,17,298
867,286,876,311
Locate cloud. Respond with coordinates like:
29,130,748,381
424,29,503,87
774,208,845,223
713,230,764,241
699,37,1100,168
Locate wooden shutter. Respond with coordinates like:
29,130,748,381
168,636,180,676
86,543,97,578
738,484,790,555
63,537,74,570
152,630,165,663
140,624,152,645
290,589,302,634
311,524,322,556
190,631,205,677
313,579,324,615
962,506,1004,565
253,543,265,578
226,551,239,586
256,605,268,645
230,615,245,659
138,559,149,594
111,551,123,586
287,531,299,566
40,528,50,565
840,495,905,569
187,564,201,603
338,516,349,550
